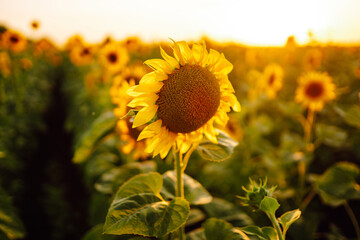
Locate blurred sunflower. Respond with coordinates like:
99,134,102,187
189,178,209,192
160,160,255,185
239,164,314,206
295,71,336,111
1,30,27,53
111,63,150,159
224,115,243,141
99,42,129,74
31,20,40,30
303,49,322,70
64,34,84,51
0,51,11,77
20,58,33,70
69,45,94,66
260,63,283,99
127,40,240,158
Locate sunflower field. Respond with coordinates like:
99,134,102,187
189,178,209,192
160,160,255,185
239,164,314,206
1,25,360,240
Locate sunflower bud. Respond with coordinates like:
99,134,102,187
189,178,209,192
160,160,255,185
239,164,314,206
237,178,276,210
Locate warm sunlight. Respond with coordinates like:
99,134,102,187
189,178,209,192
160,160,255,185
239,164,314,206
0,0,359,46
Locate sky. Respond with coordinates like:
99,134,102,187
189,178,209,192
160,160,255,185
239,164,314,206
1,0,360,46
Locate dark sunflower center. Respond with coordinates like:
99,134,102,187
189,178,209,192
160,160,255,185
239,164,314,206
157,64,220,133
107,52,118,63
125,76,141,85
268,73,275,85
82,48,90,56
10,36,19,43
305,81,324,98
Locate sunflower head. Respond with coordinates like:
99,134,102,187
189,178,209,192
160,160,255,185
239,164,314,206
69,45,94,66
99,42,129,74
31,20,40,30
295,71,336,111
2,30,27,53
260,63,283,99
126,40,240,158
64,34,84,51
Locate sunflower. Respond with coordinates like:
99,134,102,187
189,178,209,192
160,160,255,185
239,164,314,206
99,42,129,74
303,49,322,70
260,63,283,99
295,71,336,111
0,51,11,77
127,40,240,158
69,45,94,66
64,34,84,51
111,63,151,159
31,20,40,30
1,30,27,53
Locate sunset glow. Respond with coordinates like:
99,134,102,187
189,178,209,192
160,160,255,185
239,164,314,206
1,0,360,46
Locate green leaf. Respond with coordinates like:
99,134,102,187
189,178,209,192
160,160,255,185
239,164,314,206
187,228,206,240
259,197,280,216
104,173,190,238
161,171,212,205
197,130,238,161
0,188,25,239
202,198,253,226
121,109,139,119
204,218,249,240
95,161,157,194
82,224,157,240
315,123,348,147
336,105,360,128
278,209,301,236
73,111,117,163
315,162,360,206
241,226,277,240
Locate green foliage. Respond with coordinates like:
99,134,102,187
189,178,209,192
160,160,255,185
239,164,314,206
0,188,25,239
259,197,280,217
315,161,360,206
202,198,253,226
73,111,117,163
95,161,157,195
161,171,212,205
241,226,277,240
278,209,301,236
204,218,249,240
197,131,238,161
315,123,348,148
104,173,190,238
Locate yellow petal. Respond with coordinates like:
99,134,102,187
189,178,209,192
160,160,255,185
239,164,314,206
144,59,172,74
128,93,159,108
222,93,241,112
213,54,233,75
160,46,179,70
117,120,129,133
170,39,186,66
204,122,218,144
160,136,175,159
192,43,206,64
176,41,194,65
133,105,158,128
122,140,135,154
137,119,162,141
205,49,221,68
140,71,168,84
131,81,164,93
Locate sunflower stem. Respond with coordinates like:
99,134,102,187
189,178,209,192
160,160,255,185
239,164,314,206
174,148,185,240
299,108,316,201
